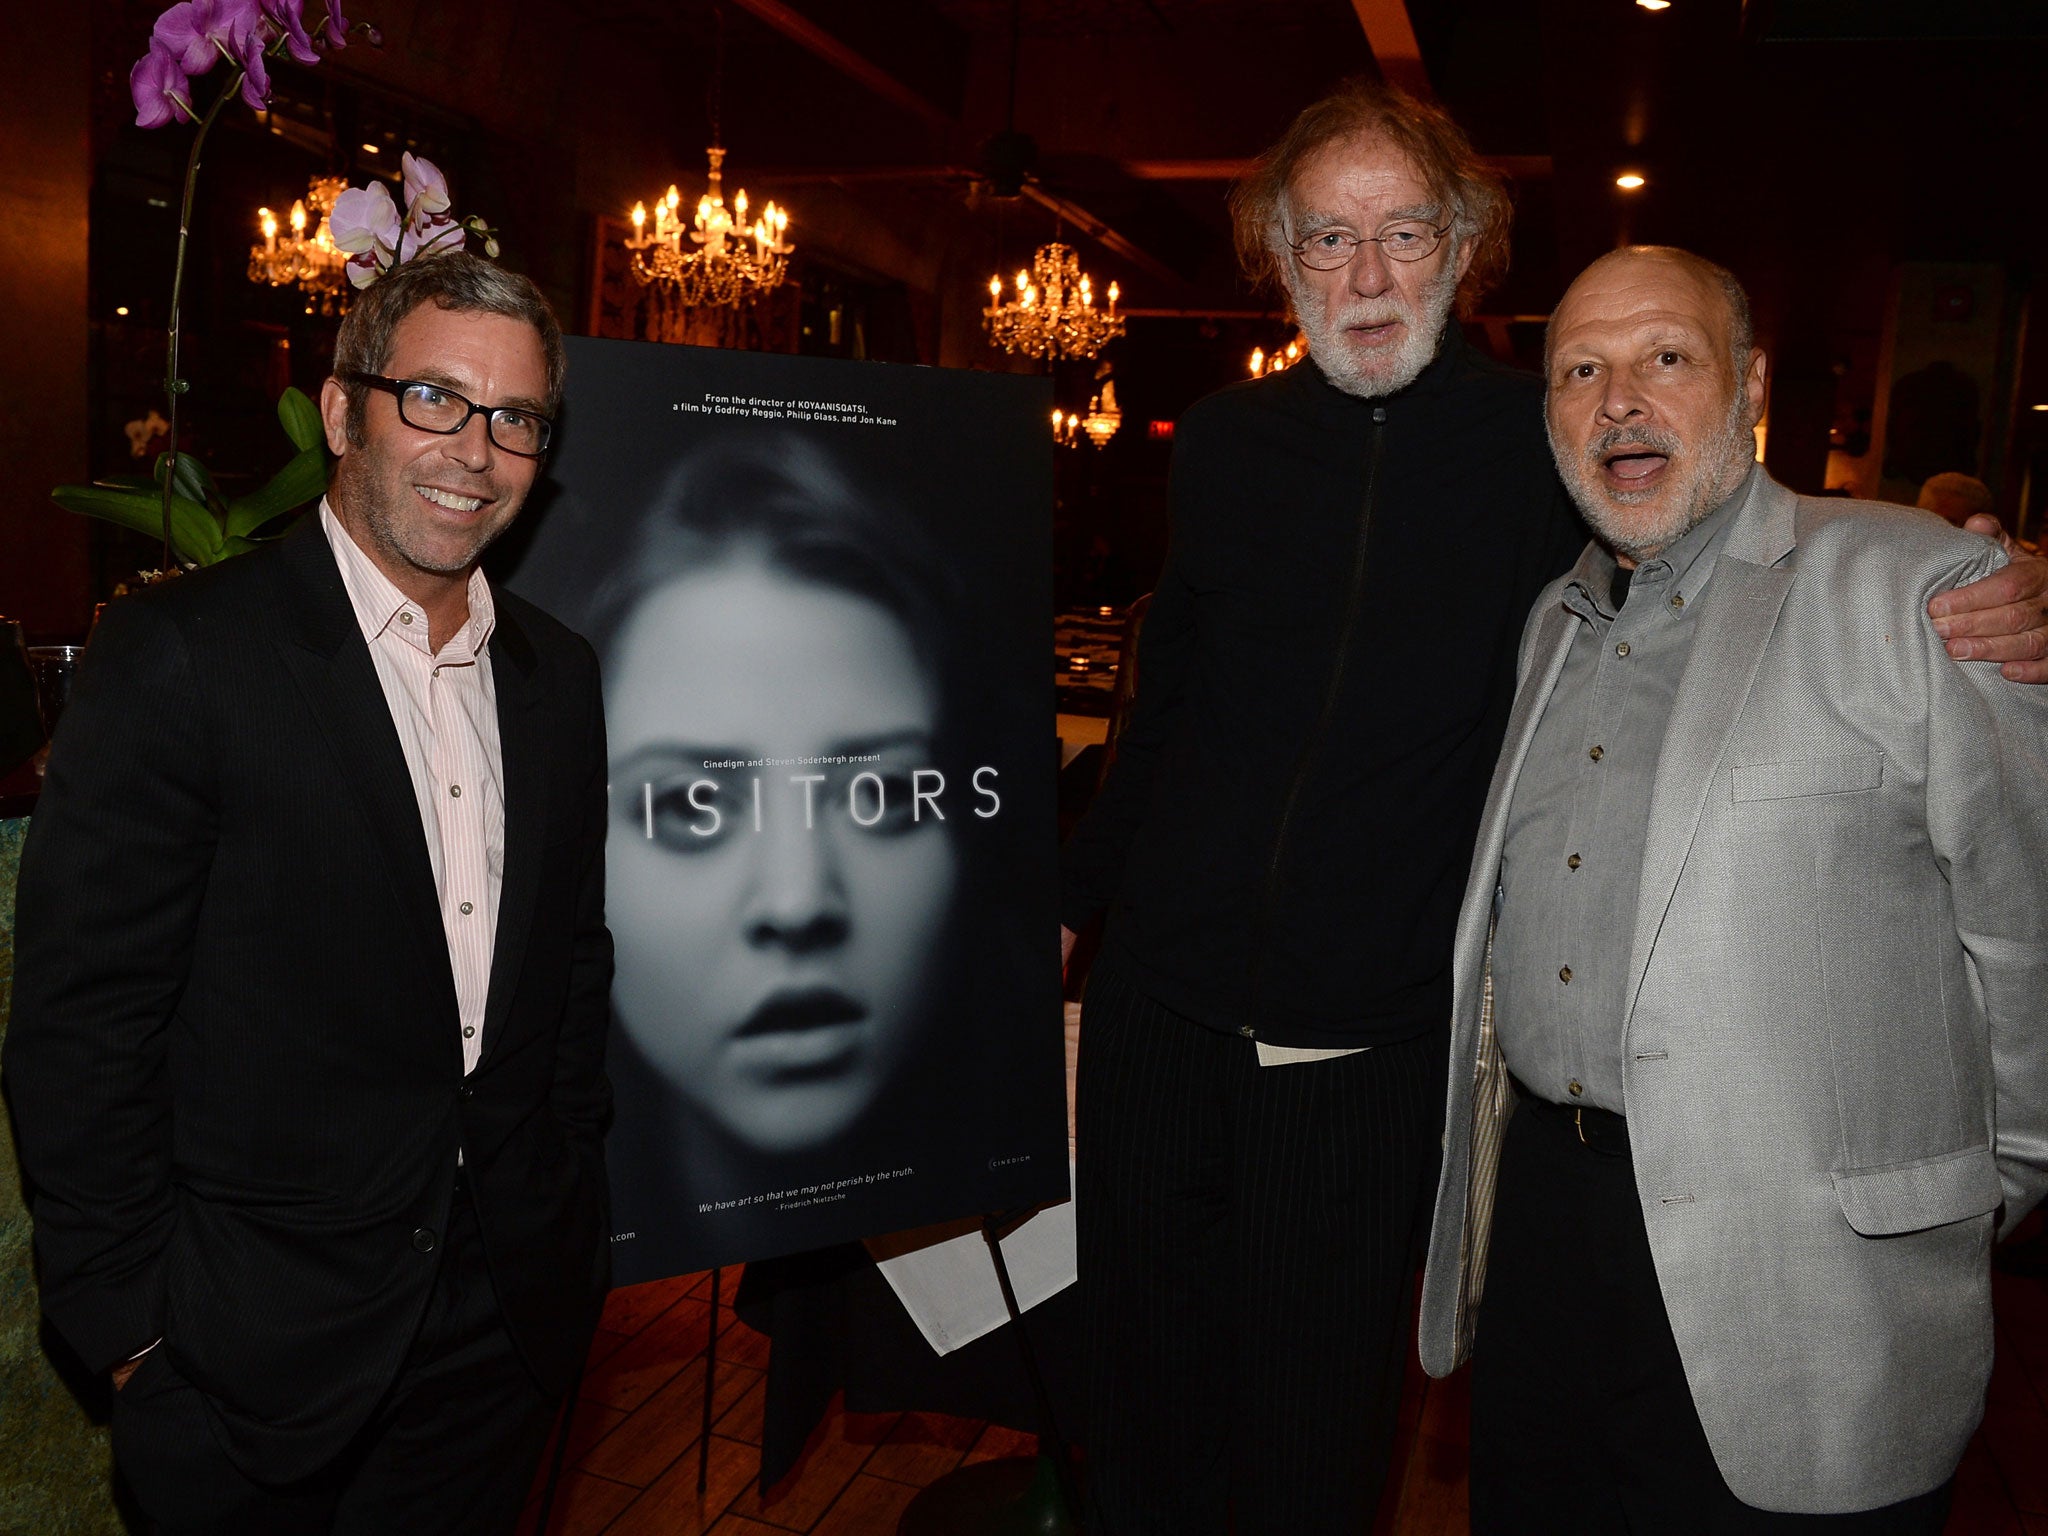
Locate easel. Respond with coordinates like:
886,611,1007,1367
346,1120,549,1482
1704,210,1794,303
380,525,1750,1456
532,1265,727,1532
894,1209,1083,1535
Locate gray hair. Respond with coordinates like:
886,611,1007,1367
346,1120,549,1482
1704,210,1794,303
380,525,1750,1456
331,251,566,445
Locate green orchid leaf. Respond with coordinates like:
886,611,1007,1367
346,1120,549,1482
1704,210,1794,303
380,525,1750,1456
225,446,327,539
52,484,225,565
277,386,324,453
92,474,156,491
154,451,227,516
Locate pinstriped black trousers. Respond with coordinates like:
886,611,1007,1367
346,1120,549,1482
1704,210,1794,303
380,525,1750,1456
1076,959,1448,1535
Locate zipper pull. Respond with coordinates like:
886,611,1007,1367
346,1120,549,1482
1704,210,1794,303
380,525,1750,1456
1372,406,1387,425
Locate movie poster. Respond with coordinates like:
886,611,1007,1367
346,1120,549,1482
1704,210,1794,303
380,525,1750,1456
501,337,1067,1281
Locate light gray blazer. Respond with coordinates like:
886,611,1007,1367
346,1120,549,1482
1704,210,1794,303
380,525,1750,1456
1418,469,2048,1514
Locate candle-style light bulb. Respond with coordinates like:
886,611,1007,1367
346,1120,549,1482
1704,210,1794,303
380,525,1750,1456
989,274,1003,299
1107,281,1120,307
259,207,277,244
734,188,747,220
631,201,646,229
1250,347,1265,375
289,200,307,235
1016,270,1030,293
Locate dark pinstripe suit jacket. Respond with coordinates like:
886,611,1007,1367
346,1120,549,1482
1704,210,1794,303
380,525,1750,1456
4,517,613,1480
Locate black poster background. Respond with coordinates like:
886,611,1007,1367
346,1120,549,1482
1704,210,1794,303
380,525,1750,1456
499,336,1066,1280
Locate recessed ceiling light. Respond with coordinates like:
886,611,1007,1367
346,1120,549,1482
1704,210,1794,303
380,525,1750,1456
1616,172,1647,190
115,306,130,316
361,142,380,154
2033,403,2048,412
1637,0,1672,10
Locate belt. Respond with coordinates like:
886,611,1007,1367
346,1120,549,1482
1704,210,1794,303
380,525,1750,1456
1510,1076,1629,1157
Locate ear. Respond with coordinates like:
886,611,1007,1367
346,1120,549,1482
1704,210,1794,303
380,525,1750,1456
1453,233,1477,284
1742,347,1768,429
319,375,353,457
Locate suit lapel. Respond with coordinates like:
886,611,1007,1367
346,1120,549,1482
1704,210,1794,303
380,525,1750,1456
1621,474,1800,1028
273,519,459,1024
478,608,545,1063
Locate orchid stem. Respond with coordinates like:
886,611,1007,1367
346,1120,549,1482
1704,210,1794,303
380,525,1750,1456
159,67,241,572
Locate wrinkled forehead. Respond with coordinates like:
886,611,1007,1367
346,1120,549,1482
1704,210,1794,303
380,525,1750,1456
1283,132,1443,228
1553,255,1732,351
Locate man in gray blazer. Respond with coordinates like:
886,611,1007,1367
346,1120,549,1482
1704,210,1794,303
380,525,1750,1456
1418,245,2048,1533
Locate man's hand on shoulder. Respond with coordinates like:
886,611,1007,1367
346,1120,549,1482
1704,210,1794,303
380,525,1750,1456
1927,514,2048,683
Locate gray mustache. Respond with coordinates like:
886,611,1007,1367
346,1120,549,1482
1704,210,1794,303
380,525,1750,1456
1586,425,1681,461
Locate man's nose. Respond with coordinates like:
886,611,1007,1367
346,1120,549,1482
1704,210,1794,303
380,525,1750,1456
1346,237,1394,298
442,414,493,472
1596,376,1649,425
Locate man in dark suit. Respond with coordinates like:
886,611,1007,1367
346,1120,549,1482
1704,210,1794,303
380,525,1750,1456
5,252,612,1534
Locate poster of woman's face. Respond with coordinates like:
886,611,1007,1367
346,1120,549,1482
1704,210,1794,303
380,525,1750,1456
501,337,1066,1280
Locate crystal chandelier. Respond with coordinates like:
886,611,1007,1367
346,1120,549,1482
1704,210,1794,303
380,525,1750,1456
247,176,351,315
985,242,1124,361
625,147,793,323
1052,381,1122,451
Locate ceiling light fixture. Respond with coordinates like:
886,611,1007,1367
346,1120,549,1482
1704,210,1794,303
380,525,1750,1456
986,242,1124,360
1636,0,1672,10
248,176,351,315
1616,172,1647,190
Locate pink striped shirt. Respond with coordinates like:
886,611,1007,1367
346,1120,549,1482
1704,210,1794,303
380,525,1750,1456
322,501,503,1075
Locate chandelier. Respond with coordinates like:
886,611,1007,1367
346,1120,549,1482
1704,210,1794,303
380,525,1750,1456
626,147,793,321
247,176,350,315
1052,381,1122,451
986,242,1124,361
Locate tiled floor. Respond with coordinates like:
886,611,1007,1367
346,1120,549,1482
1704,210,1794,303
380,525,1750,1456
523,1220,2048,1535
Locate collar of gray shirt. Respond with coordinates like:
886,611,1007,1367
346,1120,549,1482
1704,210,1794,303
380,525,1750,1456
1560,461,1761,626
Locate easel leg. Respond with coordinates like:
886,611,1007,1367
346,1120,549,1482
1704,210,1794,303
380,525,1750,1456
982,1215,1082,1523
698,1265,722,1495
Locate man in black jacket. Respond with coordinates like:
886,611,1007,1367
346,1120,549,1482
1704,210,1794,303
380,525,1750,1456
1060,82,2048,1535
6,254,611,1534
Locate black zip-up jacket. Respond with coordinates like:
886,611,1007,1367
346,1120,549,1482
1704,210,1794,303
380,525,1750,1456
1059,334,1586,1048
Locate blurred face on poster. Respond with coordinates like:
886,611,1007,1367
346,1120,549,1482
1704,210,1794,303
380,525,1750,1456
605,556,962,1159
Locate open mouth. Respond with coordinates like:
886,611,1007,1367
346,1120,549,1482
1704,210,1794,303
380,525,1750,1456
1346,319,1403,346
1600,448,1670,487
414,484,488,514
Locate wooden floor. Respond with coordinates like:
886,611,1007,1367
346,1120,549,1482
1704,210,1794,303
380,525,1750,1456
522,1220,2048,1536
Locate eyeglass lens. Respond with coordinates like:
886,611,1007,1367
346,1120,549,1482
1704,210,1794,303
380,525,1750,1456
398,382,550,454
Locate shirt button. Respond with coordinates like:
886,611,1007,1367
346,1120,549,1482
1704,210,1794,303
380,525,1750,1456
411,1227,436,1253
458,1083,474,1100
398,612,414,626
1238,1025,1256,1039
1567,853,1582,869
1567,1079,1584,1098
463,1025,475,1038
449,784,462,798
1559,966,1573,984
1671,593,1686,609
1614,641,1630,657
459,901,474,915
1589,745,1604,761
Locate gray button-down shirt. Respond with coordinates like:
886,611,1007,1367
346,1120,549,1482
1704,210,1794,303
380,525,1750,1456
1491,467,1755,1112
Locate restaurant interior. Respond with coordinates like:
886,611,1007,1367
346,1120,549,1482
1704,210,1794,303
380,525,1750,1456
3,1,2047,1533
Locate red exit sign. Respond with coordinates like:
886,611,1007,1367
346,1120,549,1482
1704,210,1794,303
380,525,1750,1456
1147,420,1175,440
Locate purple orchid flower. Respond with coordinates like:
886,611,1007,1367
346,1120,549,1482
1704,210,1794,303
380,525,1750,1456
330,181,403,285
151,0,262,77
400,152,451,221
130,38,196,128
258,0,319,64
319,2,355,49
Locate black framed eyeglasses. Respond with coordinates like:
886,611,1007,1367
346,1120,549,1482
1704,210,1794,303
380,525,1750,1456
1286,219,1454,271
347,373,554,457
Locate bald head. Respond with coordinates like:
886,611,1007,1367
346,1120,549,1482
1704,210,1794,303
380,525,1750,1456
1547,247,1753,378
1543,246,1768,565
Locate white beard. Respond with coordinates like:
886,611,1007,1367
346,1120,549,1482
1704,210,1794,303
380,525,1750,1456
1285,256,1459,399
1550,386,1756,563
